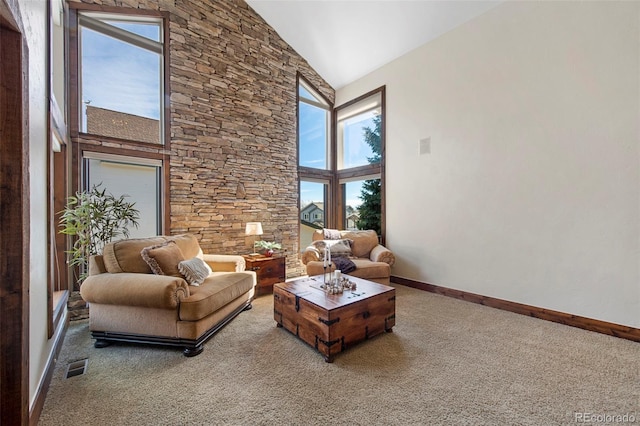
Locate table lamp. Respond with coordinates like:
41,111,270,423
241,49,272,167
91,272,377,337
245,222,263,255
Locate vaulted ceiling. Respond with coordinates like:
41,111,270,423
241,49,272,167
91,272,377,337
246,0,503,89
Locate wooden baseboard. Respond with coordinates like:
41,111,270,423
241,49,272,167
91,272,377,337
391,275,640,343
29,312,69,426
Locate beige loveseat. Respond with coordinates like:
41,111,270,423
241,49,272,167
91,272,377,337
80,234,256,357
301,229,395,285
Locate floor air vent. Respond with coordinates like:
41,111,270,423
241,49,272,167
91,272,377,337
65,359,88,379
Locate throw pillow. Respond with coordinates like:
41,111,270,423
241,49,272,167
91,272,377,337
178,257,212,286
140,240,185,277
311,239,353,258
322,228,342,239
332,255,356,274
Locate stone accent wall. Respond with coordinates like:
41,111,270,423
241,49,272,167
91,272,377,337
70,0,335,277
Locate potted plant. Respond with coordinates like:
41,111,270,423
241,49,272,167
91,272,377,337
59,183,140,287
255,240,282,257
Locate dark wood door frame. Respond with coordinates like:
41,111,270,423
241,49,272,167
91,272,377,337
0,6,30,425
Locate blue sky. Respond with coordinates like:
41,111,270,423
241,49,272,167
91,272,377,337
80,21,161,129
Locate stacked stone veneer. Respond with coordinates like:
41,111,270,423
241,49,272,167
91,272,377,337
71,0,335,276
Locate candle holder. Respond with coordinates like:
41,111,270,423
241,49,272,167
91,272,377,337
323,262,333,286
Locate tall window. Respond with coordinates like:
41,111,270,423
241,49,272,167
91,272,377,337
298,80,330,170
78,11,164,144
70,6,169,252
298,77,385,248
336,90,384,236
298,76,332,250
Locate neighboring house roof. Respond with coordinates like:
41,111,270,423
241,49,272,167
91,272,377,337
301,219,323,230
301,202,324,215
86,106,159,144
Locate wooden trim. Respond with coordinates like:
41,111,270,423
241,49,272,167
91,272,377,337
68,1,170,19
28,314,68,426
161,11,171,235
162,10,171,151
379,86,386,245
391,276,640,343
78,131,166,150
53,144,69,291
162,152,171,234
298,166,333,180
68,8,79,140
335,163,381,180
79,142,165,160
0,23,29,426
46,0,54,339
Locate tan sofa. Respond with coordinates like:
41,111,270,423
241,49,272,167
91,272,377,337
80,234,256,357
301,229,395,285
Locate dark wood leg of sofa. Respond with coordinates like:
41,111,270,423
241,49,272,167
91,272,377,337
243,303,253,311
183,344,204,357
94,339,112,348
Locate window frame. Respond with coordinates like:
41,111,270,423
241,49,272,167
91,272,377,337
77,10,165,145
82,151,164,238
48,0,70,337
69,4,170,149
297,74,335,230
297,76,386,244
334,86,385,241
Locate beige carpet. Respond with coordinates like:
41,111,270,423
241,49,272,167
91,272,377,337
38,285,639,425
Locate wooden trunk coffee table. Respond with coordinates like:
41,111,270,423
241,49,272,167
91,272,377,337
273,275,396,362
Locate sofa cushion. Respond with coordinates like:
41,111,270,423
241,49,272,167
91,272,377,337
306,259,389,280
168,234,203,259
141,241,185,277
179,272,254,321
342,230,379,258
178,257,212,286
348,258,391,280
103,236,167,274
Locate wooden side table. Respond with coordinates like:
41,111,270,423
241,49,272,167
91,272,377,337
243,254,286,296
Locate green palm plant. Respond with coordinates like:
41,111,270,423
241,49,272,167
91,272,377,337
59,184,139,285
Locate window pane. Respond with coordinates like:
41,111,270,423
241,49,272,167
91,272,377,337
344,178,381,235
298,84,316,103
105,21,160,42
80,25,161,144
338,109,381,170
299,101,328,169
86,158,161,238
300,180,326,250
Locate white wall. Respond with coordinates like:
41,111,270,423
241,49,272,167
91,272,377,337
19,0,67,410
337,1,640,327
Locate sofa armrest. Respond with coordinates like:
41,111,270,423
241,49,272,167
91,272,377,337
80,273,189,309
88,255,107,275
202,254,246,272
301,245,321,265
370,244,395,266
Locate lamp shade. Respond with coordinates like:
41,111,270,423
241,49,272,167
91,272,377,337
245,222,263,236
